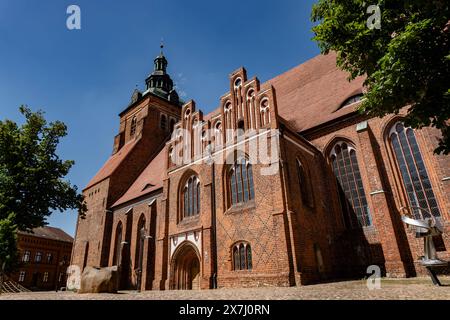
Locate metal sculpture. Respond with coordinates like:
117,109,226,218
401,206,448,286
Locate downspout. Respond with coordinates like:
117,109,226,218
211,162,218,289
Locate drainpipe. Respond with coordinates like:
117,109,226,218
211,162,218,289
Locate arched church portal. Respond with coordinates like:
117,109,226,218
171,242,201,290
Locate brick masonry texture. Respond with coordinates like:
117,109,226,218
70,52,450,291
10,227,73,291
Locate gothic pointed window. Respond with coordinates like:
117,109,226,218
232,242,252,271
130,116,137,137
260,98,270,126
389,122,441,219
134,215,146,270
214,121,223,148
113,222,123,265
181,175,200,219
184,108,191,120
330,142,372,227
224,103,233,142
229,157,255,207
247,89,256,129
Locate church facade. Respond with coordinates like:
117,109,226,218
70,49,450,290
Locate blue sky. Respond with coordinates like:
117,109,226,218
0,0,321,236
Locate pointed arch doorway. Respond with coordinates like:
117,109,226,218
171,242,201,290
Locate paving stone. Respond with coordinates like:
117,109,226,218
1,277,450,300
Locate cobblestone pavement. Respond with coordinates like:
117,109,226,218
1,277,450,300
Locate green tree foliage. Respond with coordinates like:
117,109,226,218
0,106,86,238
0,213,18,273
312,0,450,154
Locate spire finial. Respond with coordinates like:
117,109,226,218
160,38,164,55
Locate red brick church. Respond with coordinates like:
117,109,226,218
71,48,450,290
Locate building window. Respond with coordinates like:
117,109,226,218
224,103,233,142
18,271,26,282
160,114,167,131
182,176,200,218
35,252,42,263
214,121,222,148
184,108,191,121
330,142,372,227
22,251,31,262
43,272,49,283
389,122,441,219
134,214,146,270
338,94,364,110
296,159,314,208
113,222,123,266
232,242,252,271
229,157,255,206
130,116,137,136
247,89,256,129
237,120,244,136
46,253,53,264
260,98,270,126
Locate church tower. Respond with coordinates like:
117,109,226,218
71,47,182,272
145,44,180,105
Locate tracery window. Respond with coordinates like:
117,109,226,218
182,176,201,218
330,142,372,227
229,157,255,206
389,122,441,219
232,242,252,271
